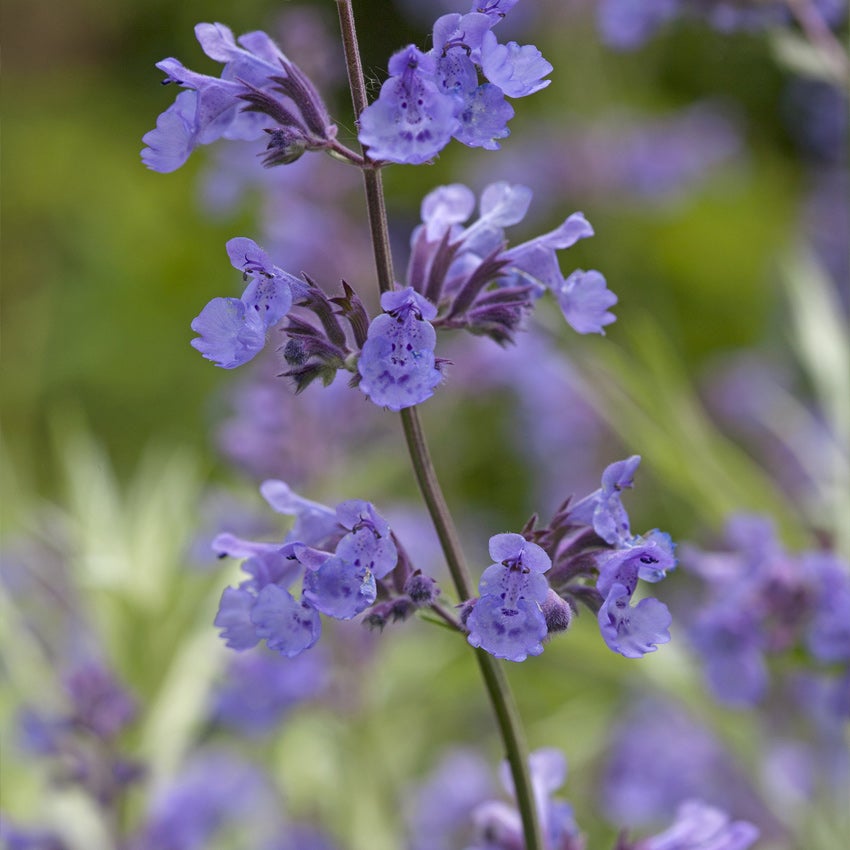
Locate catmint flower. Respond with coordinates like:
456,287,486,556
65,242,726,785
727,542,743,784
466,533,552,662
358,287,443,411
566,455,641,545
142,23,336,173
214,546,321,657
191,238,302,368
214,484,407,655
358,5,550,163
358,46,459,164
595,530,675,658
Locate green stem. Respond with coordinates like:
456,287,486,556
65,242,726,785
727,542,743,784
335,3,545,848
335,0,393,295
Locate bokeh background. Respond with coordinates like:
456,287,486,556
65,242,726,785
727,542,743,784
2,0,848,848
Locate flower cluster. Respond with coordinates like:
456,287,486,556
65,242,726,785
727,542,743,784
214,481,439,658
190,181,612,413
407,182,616,343
358,2,552,163
17,662,142,808
464,457,676,662
142,23,336,173
683,515,850,706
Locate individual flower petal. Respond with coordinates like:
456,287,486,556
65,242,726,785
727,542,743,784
555,269,618,334
258,480,340,546
596,531,677,598
480,31,553,97
452,83,514,150
214,587,260,650
380,286,439,320
488,532,551,572
421,183,477,240
639,799,760,850
336,528,398,580
190,297,265,368
249,584,322,657
598,583,672,658
568,455,641,545
432,12,493,54
466,595,547,662
241,276,293,330
141,90,199,173
479,562,550,606
479,182,534,227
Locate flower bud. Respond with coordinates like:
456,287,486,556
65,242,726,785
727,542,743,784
541,588,572,635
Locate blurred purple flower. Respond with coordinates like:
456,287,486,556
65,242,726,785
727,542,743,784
212,647,328,736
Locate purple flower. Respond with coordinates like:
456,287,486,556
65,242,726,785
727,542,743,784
600,698,774,831
358,286,443,411
633,800,759,850
358,46,459,164
555,269,617,335
407,749,496,850
683,515,850,706
597,0,681,51
63,663,137,740
136,750,278,850
212,648,328,735
214,546,321,657
0,820,68,850
596,532,675,658
567,455,642,545
479,30,552,97
191,238,300,368
302,552,378,619
335,500,399,580
214,485,402,655
358,5,550,162
466,533,552,662
142,23,335,173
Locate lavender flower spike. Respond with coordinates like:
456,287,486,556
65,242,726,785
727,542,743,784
358,287,443,411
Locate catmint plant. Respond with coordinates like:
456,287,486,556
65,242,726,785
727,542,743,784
135,3,778,849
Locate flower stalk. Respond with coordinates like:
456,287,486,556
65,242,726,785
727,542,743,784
335,2,545,847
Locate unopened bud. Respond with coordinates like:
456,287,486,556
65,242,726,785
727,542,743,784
541,588,572,635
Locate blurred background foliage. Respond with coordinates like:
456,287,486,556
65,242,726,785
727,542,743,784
2,0,848,848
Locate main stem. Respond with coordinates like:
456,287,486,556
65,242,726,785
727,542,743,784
335,3,544,848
